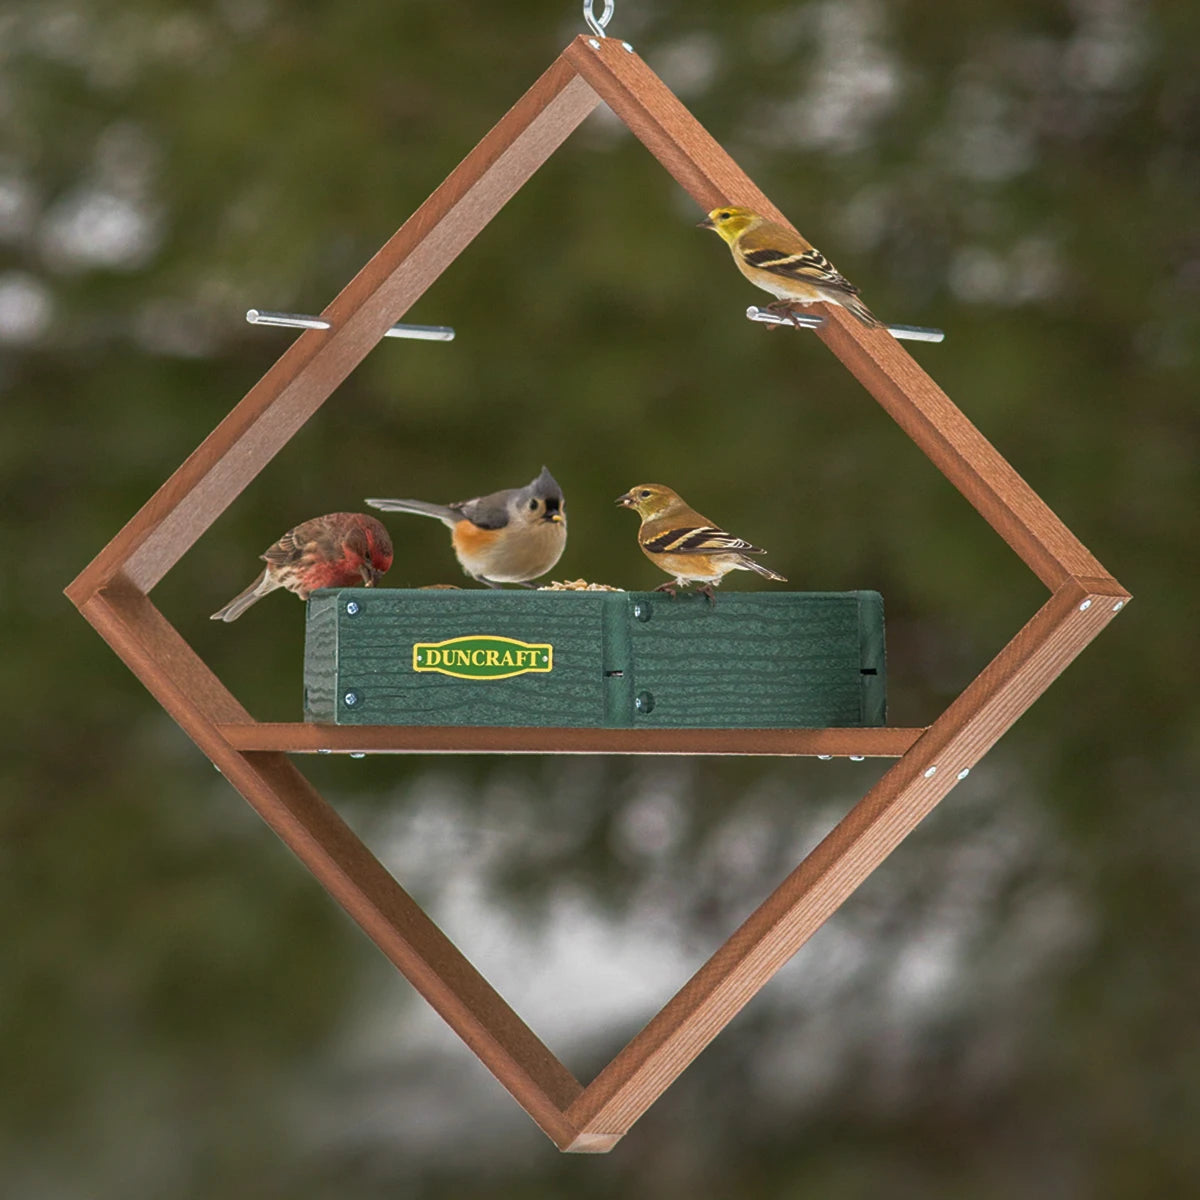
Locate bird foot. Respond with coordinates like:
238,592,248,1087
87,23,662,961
653,582,679,599
698,584,717,606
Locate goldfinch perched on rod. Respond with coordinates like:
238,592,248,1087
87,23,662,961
616,483,787,601
699,205,880,328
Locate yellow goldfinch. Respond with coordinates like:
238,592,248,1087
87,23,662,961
616,483,787,601
699,205,880,328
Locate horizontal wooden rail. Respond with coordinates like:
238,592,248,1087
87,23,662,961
217,724,925,757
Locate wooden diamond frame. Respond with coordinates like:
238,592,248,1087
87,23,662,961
65,38,1129,1153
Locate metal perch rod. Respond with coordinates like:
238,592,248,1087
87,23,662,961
246,309,455,342
746,306,945,343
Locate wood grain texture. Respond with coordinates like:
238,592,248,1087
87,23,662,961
217,723,925,757
563,577,1129,1146
64,58,599,604
568,35,1110,591
77,579,583,1146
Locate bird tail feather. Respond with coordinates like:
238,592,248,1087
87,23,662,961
840,294,881,328
739,557,788,582
210,569,274,622
364,498,459,526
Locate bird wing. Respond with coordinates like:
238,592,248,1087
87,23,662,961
262,522,318,566
454,490,513,530
642,526,765,556
740,245,862,298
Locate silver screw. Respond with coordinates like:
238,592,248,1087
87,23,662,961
924,765,938,778
588,37,600,48
622,41,633,51
849,755,865,762
318,748,331,755
957,768,970,780
1079,599,1092,611
817,754,832,760
344,691,359,707
346,600,359,615
349,752,366,759
1113,600,1124,612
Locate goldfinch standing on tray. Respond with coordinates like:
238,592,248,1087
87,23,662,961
616,483,787,601
699,205,880,328
366,467,566,588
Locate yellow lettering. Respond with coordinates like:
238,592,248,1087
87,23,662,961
484,649,500,666
425,649,440,666
499,651,516,668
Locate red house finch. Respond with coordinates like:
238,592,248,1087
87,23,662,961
365,466,566,587
210,512,393,622
616,483,787,600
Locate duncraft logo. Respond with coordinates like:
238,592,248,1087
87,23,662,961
412,636,553,680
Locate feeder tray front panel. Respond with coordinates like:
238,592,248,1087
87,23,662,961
303,589,886,729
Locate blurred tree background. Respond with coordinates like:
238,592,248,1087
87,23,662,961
1,0,1197,1195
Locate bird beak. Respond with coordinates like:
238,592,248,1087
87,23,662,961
547,511,564,523
615,492,634,507
362,565,382,587
696,215,715,229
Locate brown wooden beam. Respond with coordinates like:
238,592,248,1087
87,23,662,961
567,36,1111,591
76,577,584,1146
217,723,925,758
562,576,1128,1149
64,58,600,605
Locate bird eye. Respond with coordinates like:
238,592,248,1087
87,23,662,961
528,498,539,511
718,211,731,220
639,489,652,499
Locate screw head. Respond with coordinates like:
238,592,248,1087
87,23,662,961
1113,600,1125,612
633,602,651,622
957,768,970,780
634,691,655,714
343,691,359,707
349,752,366,759
817,754,832,761
1079,599,1092,611
588,37,600,48
346,600,360,615
849,755,865,762
924,765,938,778
622,41,633,51
318,748,331,755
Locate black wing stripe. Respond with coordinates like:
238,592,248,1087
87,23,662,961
644,527,763,555
742,248,797,267
754,247,862,296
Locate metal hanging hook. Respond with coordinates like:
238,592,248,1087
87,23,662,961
583,0,614,38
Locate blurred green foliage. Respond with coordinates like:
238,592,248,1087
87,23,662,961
1,0,1198,1196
